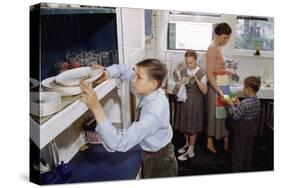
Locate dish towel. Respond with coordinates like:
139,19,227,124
176,84,187,102
215,74,230,119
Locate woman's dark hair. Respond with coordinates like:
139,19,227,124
184,49,197,60
136,58,167,89
214,22,232,35
244,76,261,92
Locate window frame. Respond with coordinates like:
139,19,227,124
166,12,274,58
167,12,221,52
232,15,274,57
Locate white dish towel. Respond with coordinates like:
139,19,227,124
176,84,187,102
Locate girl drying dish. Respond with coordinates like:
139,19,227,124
174,50,208,160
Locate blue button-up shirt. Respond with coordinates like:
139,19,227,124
96,64,173,152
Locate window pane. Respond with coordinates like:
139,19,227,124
235,17,274,51
168,21,213,51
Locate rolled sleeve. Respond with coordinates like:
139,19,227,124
106,64,134,81
96,114,159,152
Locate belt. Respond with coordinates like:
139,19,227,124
143,143,171,155
213,71,226,76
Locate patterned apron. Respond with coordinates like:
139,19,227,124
215,71,230,119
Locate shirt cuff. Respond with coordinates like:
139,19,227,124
105,65,117,79
95,118,114,135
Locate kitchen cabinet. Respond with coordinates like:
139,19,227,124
30,3,145,184
30,78,121,150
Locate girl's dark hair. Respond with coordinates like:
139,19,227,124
214,22,232,35
136,58,167,89
184,49,197,60
244,76,261,92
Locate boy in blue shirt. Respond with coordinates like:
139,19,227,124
80,59,178,178
224,76,261,172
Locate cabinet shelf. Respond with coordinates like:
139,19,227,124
30,78,121,149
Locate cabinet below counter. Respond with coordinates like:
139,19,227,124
68,144,142,183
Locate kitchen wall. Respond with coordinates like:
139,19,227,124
144,10,274,85
120,8,146,67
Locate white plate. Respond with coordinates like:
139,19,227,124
30,92,61,117
31,106,61,117
31,102,61,111
55,67,103,87
42,77,82,96
30,92,61,104
30,78,39,89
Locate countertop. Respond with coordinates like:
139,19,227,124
230,83,274,99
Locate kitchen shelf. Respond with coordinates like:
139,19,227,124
30,4,116,15
30,78,121,149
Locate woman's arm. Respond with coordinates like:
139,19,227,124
206,46,224,96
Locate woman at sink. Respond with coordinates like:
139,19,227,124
206,22,236,154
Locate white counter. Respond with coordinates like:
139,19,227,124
30,78,121,149
230,83,274,99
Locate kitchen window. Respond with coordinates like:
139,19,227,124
167,12,221,51
235,16,274,51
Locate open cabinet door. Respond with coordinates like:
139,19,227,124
116,7,146,128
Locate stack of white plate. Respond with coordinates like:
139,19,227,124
41,67,104,96
30,92,61,117
30,78,39,89
41,77,82,96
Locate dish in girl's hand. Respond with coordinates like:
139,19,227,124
55,67,104,87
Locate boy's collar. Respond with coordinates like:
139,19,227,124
139,89,161,107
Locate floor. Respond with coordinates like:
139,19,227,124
68,144,142,183
37,122,273,184
172,126,274,176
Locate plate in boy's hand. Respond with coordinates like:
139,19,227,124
55,67,104,87
222,95,237,103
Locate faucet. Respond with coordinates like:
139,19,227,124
226,59,239,73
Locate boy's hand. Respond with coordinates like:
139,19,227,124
234,97,240,105
221,96,233,105
221,96,239,106
80,80,99,109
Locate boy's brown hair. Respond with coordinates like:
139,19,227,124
184,49,197,60
136,58,167,89
244,76,261,93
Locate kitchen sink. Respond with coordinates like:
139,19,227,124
230,83,274,99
